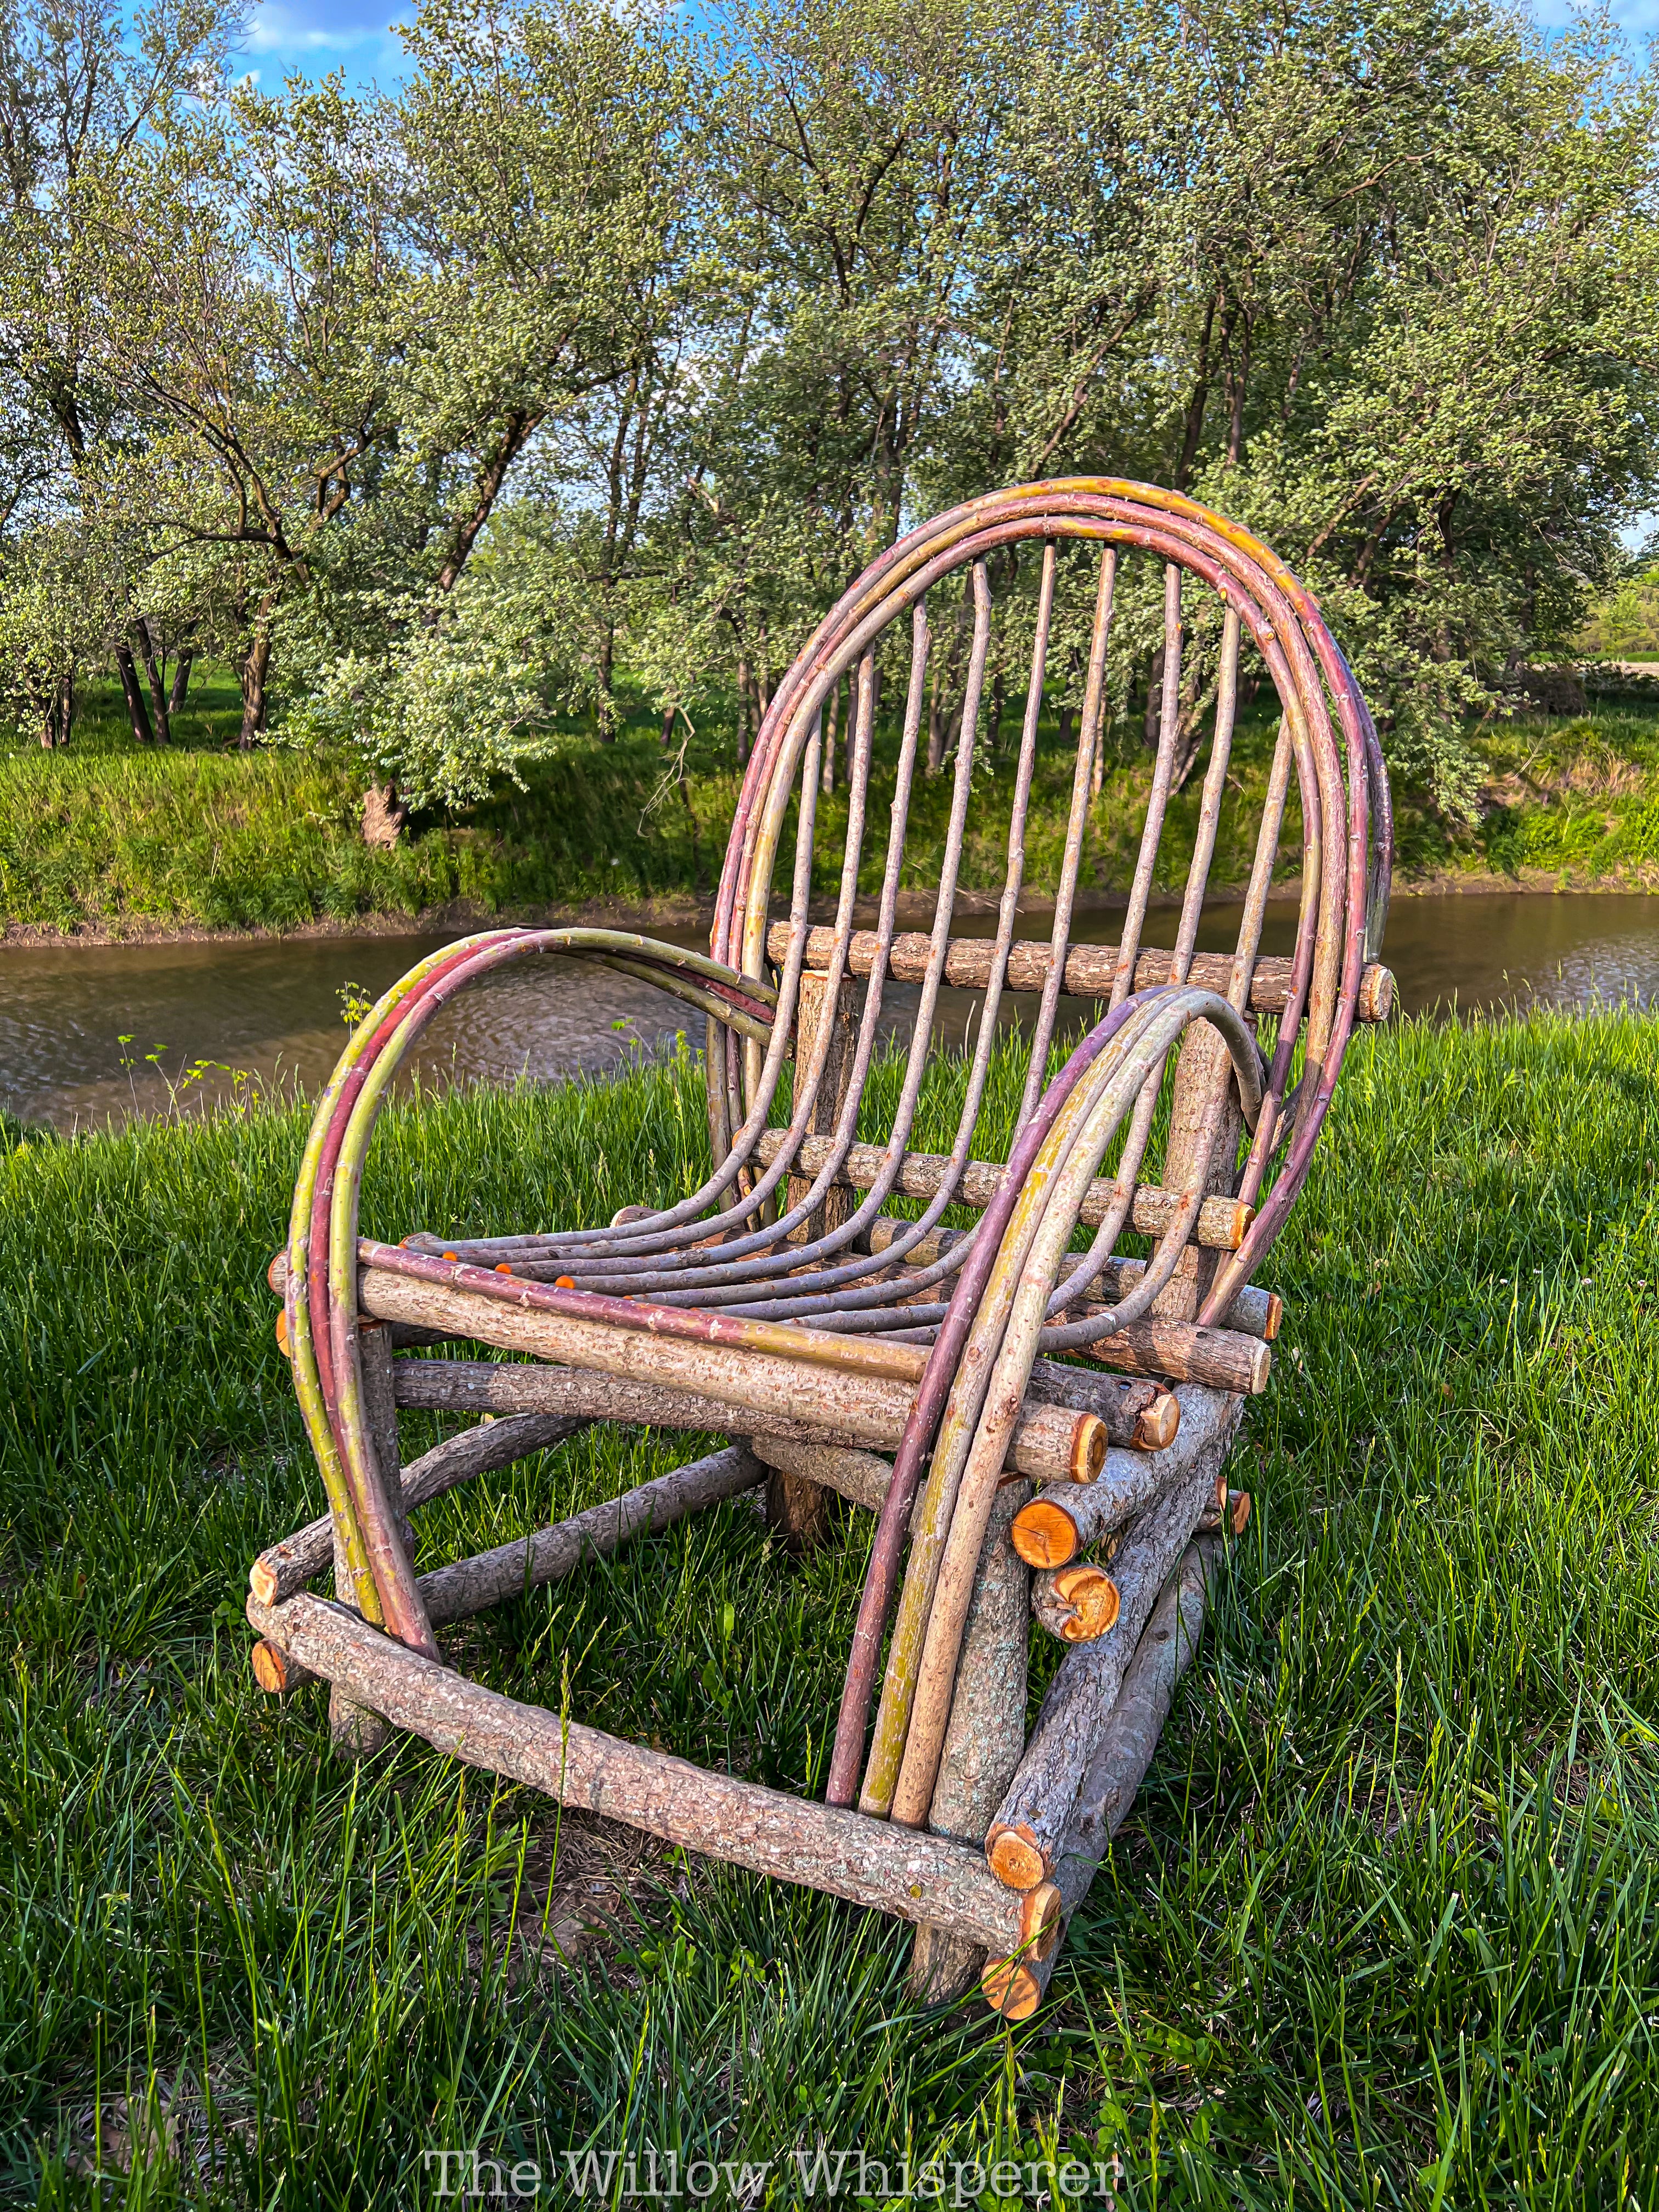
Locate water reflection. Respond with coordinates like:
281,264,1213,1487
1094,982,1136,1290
1,891,1653,1133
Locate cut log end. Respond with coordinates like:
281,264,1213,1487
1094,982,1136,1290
249,1559,280,1607
1049,1565,1120,1641
1069,1414,1108,1484
1262,1294,1283,1343
267,1249,287,1296
981,1956,1043,2021
1022,1880,1064,1960
986,1824,1049,1891
1196,1489,1251,1537
251,1637,308,1694
1215,1200,1253,1249
1134,1392,1181,1451
1359,964,1397,1023
611,1204,654,1227
275,1309,290,1358
1010,1498,1079,1570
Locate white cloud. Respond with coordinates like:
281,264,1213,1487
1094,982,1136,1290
241,0,414,80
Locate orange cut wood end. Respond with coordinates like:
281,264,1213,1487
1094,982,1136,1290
1022,1880,1064,1961
1069,1413,1107,1483
251,1638,296,1694
555,1275,575,1289
249,1559,279,1607
442,1251,459,1262
1010,1498,1079,1570
1135,1392,1181,1450
275,1310,290,1357
981,1957,1041,2020
1214,1469,1228,1509
1053,1565,1119,1638
987,1825,1049,1891
1263,1294,1283,1342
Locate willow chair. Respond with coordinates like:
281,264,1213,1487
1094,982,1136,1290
249,479,1393,2018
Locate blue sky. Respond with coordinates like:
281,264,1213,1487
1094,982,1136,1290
237,0,1652,91
235,1,415,94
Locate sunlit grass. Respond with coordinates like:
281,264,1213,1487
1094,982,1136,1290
2,1008,1658,2201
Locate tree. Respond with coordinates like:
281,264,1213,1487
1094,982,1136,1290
1097,0,1659,811
0,0,245,742
274,0,697,811
87,74,398,744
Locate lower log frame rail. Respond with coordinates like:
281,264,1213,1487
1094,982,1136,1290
249,1363,1245,2014
250,475,1392,2021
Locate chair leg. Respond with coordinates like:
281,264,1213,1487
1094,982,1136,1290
765,1461,832,1553
907,1479,1031,2002
1153,1023,1243,1322
330,1321,398,1759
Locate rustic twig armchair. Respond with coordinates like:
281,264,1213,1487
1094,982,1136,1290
249,480,1393,2018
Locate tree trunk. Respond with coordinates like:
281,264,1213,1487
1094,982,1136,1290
113,642,154,745
168,650,193,714
41,669,74,748
1143,648,1165,752
136,618,171,745
928,585,973,775
1056,647,1081,757
597,622,618,740
239,629,272,749
735,654,752,766
363,780,409,847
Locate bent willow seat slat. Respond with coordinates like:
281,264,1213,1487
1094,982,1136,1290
249,479,1393,2017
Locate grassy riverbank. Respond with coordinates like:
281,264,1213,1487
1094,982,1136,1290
3,1008,1658,2201
4,679,1658,941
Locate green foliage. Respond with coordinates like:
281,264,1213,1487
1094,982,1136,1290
1580,565,1659,661
9,675,1659,934
1,0,1656,823
3,1011,1659,2197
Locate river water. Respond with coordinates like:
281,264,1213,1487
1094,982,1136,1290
2,892,1655,1133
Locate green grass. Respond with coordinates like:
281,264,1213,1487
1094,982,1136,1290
3,1009,1659,2203
9,671,1659,940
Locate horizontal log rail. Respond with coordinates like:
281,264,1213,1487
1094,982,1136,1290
754,1132,1253,1250
253,1443,764,1641
250,1408,585,1606
359,1282,1108,1484
246,1587,1064,1961
764,923,1395,1024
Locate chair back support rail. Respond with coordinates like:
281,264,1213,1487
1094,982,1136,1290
253,477,1392,2017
